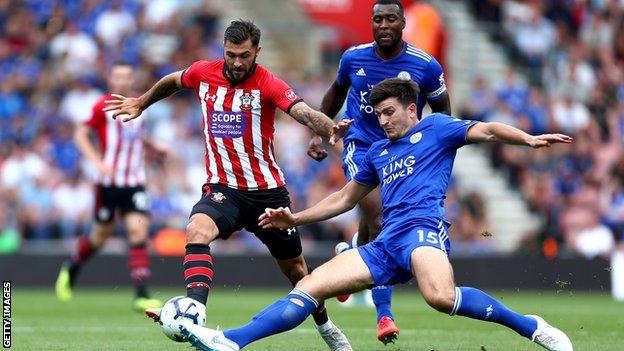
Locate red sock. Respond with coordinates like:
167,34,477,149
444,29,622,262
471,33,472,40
129,244,151,298
73,236,96,263
184,243,213,305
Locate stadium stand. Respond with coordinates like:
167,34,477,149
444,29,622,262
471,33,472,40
464,0,624,257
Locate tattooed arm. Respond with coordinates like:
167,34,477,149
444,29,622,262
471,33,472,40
288,101,336,138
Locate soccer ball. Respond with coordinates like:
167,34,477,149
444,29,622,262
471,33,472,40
159,296,206,342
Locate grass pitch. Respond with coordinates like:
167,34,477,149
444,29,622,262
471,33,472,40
10,287,624,350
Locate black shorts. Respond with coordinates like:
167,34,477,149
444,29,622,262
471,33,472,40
94,185,149,223
190,183,302,260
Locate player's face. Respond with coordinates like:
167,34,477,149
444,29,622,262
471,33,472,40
108,65,134,95
375,97,417,140
372,4,405,49
224,39,260,82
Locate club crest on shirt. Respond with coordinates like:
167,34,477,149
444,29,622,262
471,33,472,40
410,132,422,144
210,192,226,203
240,92,254,111
397,71,411,80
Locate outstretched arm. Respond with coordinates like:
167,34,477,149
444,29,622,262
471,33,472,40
289,101,352,145
103,71,184,122
467,122,573,148
308,80,351,161
259,180,373,229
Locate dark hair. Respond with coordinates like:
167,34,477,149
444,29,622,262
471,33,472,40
374,0,404,17
224,20,261,47
110,60,133,69
370,78,420,108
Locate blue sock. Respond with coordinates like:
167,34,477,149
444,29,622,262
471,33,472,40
452,287,537,339
372,285,394,322
223,288,318,348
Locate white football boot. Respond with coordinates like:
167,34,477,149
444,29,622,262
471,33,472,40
315,318,353,351
527,315,573,351
179,322,240,351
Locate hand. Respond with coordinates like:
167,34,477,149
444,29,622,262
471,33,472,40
96,162,114,178
103,94,144,122
528,134,573,148
329,119,353,145
307,135,327,161
258,207,296,229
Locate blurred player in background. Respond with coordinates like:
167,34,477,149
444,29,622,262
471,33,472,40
179,78,573,351
104,20,353,351
55,61,165,312
307,0,451,344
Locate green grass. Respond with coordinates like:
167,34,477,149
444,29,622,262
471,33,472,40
10,287,624,350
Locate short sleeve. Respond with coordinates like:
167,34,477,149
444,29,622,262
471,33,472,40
181,61,204,89
85,100,105,128
434,114,479,149
420,58,447,102
336,50,352,86
353,150,380,187
266,74,303,113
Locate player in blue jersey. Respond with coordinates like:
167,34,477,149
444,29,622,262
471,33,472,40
176,78,574,351
307,0,452,343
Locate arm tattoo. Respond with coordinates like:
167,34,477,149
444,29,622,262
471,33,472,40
290,102,334,137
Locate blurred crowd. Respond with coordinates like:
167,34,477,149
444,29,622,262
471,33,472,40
0,0,499,255
466,0,624,258
0,0,357,252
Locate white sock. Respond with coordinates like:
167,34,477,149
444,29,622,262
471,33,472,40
316,318,335,333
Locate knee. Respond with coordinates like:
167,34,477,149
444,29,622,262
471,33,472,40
294,274,323,301
422,288,455,313
185,217,218,244
127,226,148,244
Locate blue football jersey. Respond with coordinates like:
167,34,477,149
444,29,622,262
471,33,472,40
353,113,478,234
336,41,447,146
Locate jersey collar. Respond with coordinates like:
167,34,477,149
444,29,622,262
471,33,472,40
372,40,407,62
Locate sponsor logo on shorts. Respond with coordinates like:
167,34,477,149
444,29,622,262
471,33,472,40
210,192,226,203
97,208,111,221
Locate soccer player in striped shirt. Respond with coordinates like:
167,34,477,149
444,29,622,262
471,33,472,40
104,20,352,351
55,61,165,312
307,0,452,343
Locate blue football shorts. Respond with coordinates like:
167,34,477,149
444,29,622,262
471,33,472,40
358,218,451,286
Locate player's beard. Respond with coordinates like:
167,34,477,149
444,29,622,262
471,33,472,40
226,56,257,84
376,33,402,52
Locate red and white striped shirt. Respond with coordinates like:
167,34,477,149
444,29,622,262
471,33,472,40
86,94,146,187
182,60,302,191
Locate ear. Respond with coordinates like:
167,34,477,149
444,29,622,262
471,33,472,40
255,46,262,56
408,103,417,118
